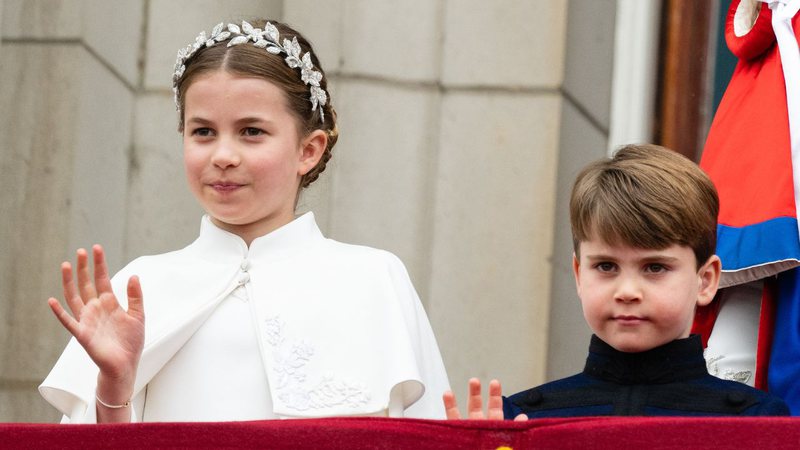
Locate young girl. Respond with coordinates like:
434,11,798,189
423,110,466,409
40,19,450,423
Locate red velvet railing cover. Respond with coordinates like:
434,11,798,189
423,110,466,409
2,416,799,449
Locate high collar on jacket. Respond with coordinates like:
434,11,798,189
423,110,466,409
583,334,709,384
191,212,325,264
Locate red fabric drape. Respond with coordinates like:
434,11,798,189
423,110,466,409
2,417,799,449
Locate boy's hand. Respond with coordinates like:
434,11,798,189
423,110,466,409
442,378,527,421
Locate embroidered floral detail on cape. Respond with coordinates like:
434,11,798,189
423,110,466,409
264,316,371,411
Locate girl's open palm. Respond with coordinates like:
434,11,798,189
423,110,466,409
48,245,145,381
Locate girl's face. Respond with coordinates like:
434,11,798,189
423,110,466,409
182,70,324,244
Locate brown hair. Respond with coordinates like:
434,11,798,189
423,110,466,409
175,19,338,188
570,144,719,267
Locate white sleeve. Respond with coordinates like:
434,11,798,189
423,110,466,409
384,253,451,419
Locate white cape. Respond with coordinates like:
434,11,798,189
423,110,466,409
40,213,450,422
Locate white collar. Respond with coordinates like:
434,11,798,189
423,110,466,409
191,212,325,264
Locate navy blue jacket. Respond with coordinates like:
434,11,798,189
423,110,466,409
503,335,790,418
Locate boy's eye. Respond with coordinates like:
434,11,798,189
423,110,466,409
595,262,616,273
644,263,667,273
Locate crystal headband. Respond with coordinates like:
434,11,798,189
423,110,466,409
173,21,328,122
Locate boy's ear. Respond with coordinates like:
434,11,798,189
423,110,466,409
298,129,328,176
572,253,581,290
696,255,721,307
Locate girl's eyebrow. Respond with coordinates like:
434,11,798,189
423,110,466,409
235,117,270,125
185,116,212,126
185,116,271,126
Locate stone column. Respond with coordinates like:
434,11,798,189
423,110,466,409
0,0,142,422
429,0,566,398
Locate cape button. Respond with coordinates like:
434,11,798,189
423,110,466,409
240,259,251,271
726,392,747,406
525,389,543,406
237,273,250,286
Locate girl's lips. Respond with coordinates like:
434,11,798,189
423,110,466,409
210,182,244,192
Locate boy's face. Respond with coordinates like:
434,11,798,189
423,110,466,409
573,238,720,353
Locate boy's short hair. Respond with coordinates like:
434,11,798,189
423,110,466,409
570,144,719,267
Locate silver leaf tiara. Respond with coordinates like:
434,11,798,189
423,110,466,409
173,21,328,122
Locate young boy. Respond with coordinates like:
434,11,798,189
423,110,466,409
444,144,789,418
